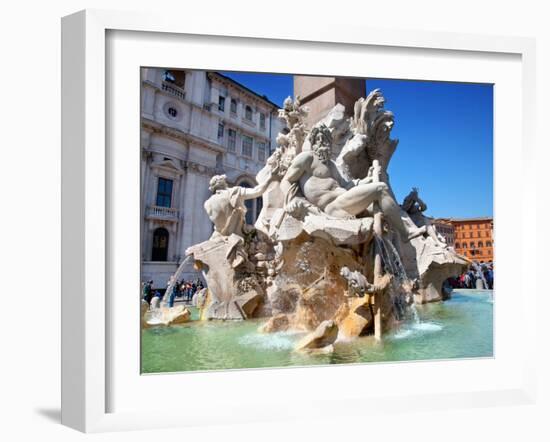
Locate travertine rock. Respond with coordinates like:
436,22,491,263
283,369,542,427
295,320,339,352
269,209,304,242
399,233,469,303
187,234,266,320
269,236,365,331
144,305,191,326
166,89,470,341
187,235,243,313
258,313,291,333
333,297,373,339
266,283,300,316
141,300,150,329
302,215,373,246
238,290,264,317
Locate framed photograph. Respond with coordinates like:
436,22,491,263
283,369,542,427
61,9,537,433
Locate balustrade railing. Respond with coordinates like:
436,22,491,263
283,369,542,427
146,205,179,220
161,82,186,100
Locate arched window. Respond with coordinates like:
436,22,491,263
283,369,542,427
469,242,475,249
478,241,483,248
486,241,492,247
455,242,460,249
462,242,467,249
152,228,169,261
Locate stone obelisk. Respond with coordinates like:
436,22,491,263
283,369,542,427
293,76,366,129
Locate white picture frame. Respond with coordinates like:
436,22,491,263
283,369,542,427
61,9,538,433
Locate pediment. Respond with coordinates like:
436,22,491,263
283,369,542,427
153,158,182,171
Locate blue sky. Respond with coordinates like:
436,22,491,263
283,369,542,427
222,72,493,218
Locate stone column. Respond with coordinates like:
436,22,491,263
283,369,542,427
141,149,153,261
181,165,199,251
175,162,187,262
293,76,366,129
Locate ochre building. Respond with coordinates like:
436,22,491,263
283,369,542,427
439,217,494,263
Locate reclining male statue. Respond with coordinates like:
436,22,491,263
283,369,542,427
281,124,425,242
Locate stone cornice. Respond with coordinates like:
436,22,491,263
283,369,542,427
207,72,280,110
143,81,274,144
141,117,226,155
185,160,218,177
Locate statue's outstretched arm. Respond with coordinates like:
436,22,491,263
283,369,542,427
242,171,275,200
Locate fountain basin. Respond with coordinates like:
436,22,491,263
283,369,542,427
141,289,493,373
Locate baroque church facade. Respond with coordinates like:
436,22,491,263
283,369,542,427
140,68,283,288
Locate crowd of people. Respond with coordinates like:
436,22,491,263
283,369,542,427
446,262,494,290
141,278,205,308
175,279,204,302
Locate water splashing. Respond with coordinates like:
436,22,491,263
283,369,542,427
384,239,409,282
162,255,194,306
409,302,420,324
239,331,299,351
374,235,423,325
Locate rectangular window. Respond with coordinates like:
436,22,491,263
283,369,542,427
242,135,253,158
156,177,173,208
259,113,266,130
257,141,266,162
218,95,225,112
230,98,237,114
218,122,224,140
228,129,236,153
245,105,253,121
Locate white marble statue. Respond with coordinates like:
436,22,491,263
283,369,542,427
401,187,447,247
336,89,398,183
205,171,276,238
281,124,425,242
179,88,470,329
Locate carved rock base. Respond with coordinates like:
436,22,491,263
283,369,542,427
144,305,191,326
295,320,339,352
267,236,370,331
187,234,266,320
333,296,374,340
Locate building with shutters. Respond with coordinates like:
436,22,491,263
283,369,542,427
440,217,494,263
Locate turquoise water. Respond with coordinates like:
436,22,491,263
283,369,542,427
141,289,493,374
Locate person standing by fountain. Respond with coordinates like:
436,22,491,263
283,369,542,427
486,265,494,289
142,280,153,305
